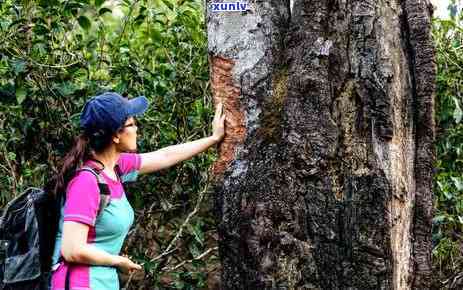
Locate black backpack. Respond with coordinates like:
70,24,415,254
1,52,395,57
0,163,121,290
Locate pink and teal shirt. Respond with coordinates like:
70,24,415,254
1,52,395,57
50,153,141,290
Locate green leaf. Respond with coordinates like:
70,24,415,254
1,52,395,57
16,87,27,104
119,47,130,54
7,152,16,161
442,188,453,200
63,2,84,16
98,7,112,16
70,113,81,129
11,60,26,75
433,214,447,224
134,14,146,25
56,82,78,96
77,15,91,31
437,180,446,191
161,0,174,10
94,0,105,7
451,176,463,191
188,242,200,257
174,280,185,289
453,97,463,123
188,223,204,245
33,24,50,35
151,29,162,42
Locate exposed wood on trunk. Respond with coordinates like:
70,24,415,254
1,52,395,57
210,56,246,177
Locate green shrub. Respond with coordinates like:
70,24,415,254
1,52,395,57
0,0,218,288
433,14,463,287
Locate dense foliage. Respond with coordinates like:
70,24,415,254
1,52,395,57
0,0,218,289
432,12,463,288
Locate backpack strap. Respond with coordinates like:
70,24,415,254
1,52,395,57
61,165,113,290
76,163,126,217
114,164,123,183
65,264,71,290
77,166,111,218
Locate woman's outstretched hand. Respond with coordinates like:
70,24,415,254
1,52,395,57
211,102,226,143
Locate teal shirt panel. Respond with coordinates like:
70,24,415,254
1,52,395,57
90,194,134,290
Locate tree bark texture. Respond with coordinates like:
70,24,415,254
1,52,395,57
206,0,435,289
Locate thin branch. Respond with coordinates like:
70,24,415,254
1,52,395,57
149,247,177,262
1,144,17,195
149,180,209,263
114,0,141,50
123,177,211,289
162,246,218,272
125,193,159,248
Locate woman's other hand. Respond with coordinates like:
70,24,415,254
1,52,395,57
112,255,142,274
212,102,226,142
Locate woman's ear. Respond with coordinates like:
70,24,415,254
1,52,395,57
113,133,120,144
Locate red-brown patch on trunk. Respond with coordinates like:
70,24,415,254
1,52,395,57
209,56,246,176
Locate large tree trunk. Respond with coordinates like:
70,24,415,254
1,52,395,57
206,0,436,289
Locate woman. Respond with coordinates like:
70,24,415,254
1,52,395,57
49,92,225,290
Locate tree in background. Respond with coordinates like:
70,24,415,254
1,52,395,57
207,0,435,289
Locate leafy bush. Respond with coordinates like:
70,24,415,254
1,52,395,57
433,14,463,287
0,0,218,288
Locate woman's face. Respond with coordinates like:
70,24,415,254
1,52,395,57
115,117,138,152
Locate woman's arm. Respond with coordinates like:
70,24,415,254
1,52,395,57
61,221,141,272
61,221,116,265
139,102,226,175
139,136,219,174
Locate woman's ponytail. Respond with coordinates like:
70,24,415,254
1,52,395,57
50,134,91,197
45,125,115,197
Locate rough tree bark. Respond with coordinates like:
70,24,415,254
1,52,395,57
206,0,435,289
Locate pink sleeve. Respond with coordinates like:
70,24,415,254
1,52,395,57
63,171,100,226
117,153,142,182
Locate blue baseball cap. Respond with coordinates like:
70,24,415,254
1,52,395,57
80,92,149,136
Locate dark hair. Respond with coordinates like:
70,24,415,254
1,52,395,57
48,130,115,197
